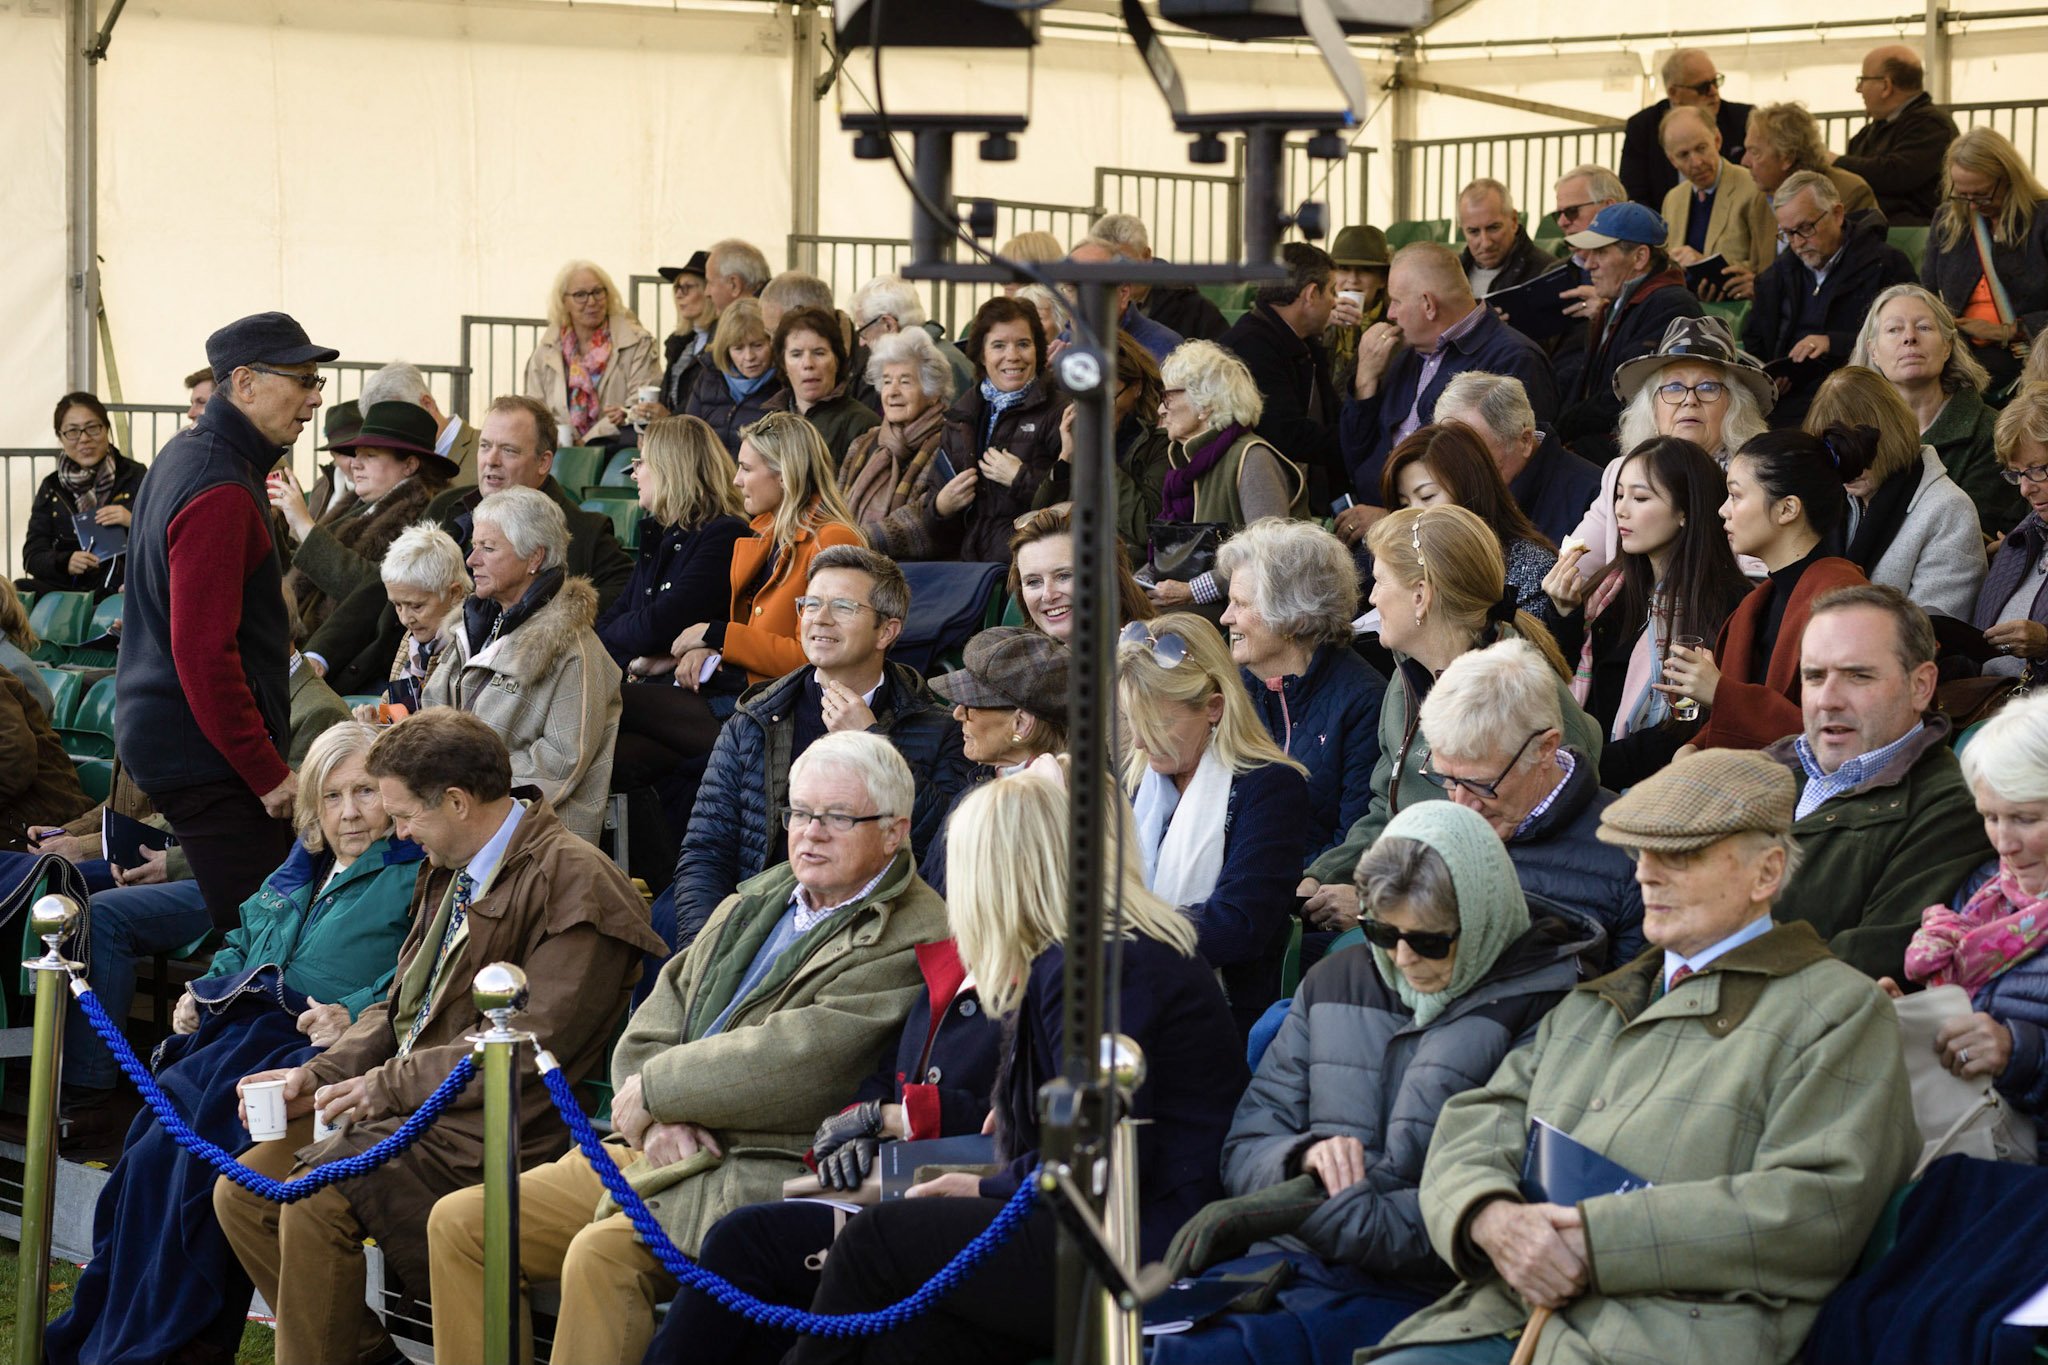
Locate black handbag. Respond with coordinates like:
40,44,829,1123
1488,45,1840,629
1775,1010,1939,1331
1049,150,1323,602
1147,521,1230,582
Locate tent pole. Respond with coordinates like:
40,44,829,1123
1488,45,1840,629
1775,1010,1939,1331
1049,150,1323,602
791,2,822,252
1925,2,1952,106
66,0,100,392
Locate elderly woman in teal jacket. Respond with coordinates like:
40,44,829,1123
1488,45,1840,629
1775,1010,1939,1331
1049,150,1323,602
46,721,426,1365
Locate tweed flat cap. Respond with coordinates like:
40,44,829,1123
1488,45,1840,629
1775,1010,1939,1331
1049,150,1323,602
1595,749,1796,853
929,627,1070,723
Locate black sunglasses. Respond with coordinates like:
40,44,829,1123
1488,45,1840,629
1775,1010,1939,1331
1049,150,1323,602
1419,729,1546,801
1359,918,1462,960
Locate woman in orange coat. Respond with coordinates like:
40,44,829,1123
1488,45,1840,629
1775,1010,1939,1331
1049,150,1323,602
668,410,865,697
1660,424,1876,750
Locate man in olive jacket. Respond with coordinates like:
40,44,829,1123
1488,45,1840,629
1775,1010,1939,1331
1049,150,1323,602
426,731,948,1365
1762,585,1991,980
213,711,664,1365
1366,748,1917,1365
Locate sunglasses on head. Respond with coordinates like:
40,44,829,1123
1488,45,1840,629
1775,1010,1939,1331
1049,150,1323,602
1359,918,1462,959
1118,620,1188,668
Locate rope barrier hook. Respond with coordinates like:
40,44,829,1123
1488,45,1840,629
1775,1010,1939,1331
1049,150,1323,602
467,962,533,1365
15,893,84,1365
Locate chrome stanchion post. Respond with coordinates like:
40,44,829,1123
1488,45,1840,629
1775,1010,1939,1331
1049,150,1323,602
15,893,83,1365
469,962,534,1365
1099,1033,1148,1365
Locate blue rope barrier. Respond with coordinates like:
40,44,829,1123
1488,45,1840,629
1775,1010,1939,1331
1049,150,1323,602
72,982,478,1203
540,1063,1041,1336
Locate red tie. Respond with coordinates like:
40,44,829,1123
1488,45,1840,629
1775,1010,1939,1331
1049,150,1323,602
1669,965,1695,989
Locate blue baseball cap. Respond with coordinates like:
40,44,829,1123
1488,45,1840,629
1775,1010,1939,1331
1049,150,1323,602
205,311,339,384
1564,202,1668,250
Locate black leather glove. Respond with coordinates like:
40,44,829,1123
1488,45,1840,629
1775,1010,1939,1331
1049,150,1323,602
811,1099,883,1163
819,1136,882,1190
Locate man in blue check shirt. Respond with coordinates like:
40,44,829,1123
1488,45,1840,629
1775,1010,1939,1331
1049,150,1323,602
1756,583,1989,978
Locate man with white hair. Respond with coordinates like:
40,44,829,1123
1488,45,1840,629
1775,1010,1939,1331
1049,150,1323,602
1069,236,1183,362
850,273,975,401
1092,210,1229,341
1618,47,1753,208
1457,179,1560,300
1335,242,1557,534
1741,171,1916,425
1434,370,1601,547
357,358,478,483
704,237,772,316
1301,640,1643,971
426,728,949,1365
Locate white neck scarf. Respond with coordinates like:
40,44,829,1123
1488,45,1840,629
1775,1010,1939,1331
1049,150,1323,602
1134,744,1232,909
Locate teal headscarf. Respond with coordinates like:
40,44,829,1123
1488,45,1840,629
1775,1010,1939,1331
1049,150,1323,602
1365,802,1530,1026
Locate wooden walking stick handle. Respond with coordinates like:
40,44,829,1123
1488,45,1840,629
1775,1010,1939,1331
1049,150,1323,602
1508,1305,1553,1365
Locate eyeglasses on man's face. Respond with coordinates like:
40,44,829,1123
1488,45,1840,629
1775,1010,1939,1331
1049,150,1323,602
1419,729,1546,800
796,595,881,621
782,805,893,833
248,364,327,391
1776,217,1826,245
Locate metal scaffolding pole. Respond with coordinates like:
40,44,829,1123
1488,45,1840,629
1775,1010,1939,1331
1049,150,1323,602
791,2,824,251
66,0,99,392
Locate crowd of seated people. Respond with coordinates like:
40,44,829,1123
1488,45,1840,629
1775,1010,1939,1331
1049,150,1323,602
28,85,2048,1359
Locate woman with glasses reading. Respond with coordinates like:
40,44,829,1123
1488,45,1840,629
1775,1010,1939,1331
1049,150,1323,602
1922,127,2048,393
1119,611,1310,1037
1297,506,1601,933
1662,425,1873,751
1152,801,1592,1365
22,390,147,596
1968,385,2048,679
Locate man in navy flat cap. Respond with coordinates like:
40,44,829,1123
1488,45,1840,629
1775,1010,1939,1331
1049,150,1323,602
115,312,339,929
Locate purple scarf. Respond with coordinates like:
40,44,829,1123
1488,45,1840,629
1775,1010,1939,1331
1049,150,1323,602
1974,514,2048,630
1162,423,1246,522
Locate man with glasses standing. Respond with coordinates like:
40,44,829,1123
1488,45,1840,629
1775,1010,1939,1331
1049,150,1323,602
425,729,947,1365
1742,171,1917,425
1834,44,1960,227
1619,48,1753,209
115,311,337,929
667,545,971,950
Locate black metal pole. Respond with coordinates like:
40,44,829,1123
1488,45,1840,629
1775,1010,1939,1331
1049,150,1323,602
1048,279,1121,1365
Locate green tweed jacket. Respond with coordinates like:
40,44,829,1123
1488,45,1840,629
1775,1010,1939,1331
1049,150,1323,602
1366,922,1917,1365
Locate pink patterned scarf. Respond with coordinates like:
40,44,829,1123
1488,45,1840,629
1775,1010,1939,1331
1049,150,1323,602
1905,864,2048,993
560,321,612,442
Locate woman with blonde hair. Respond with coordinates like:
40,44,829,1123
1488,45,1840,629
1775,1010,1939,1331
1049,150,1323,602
1805,364,1986,618
597,414,749,673
667,411,864,694
784,769,1243,1365
1120,611,1310,1034
1850,283,2017,534
523,259,659,446
1144,339,1308,610
1969,384,2048,677
997,231,1066,294
0,578,51,719
1297,505,1603,929
1923,126,2048,391
685,299,790,454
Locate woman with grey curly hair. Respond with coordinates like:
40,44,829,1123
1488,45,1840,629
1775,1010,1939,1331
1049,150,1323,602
1216,518,1388,868
1144,340,1309,610
836,325,962,559
1850,283,2017,534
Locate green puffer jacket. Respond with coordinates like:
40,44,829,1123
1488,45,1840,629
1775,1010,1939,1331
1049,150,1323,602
1762,714,1993,980
199,834,426,1019
1306,623,1603,884
601,847,948,1252
1365,922,1918,1365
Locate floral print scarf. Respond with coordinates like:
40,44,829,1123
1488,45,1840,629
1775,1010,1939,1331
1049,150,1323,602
560,321,612,442
1906,864,2048,993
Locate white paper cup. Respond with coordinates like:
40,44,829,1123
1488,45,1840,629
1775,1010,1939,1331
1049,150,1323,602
243,1078,289,1142
312,1109,341,1142
636,385,661,405
1339,289,1365,309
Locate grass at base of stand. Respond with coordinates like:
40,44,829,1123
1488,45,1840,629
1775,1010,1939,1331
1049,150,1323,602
0,1241,277,1364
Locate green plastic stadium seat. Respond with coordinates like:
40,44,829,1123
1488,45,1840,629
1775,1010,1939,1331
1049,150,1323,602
35,667,86,730
61,674,117,758
552,446,605,497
